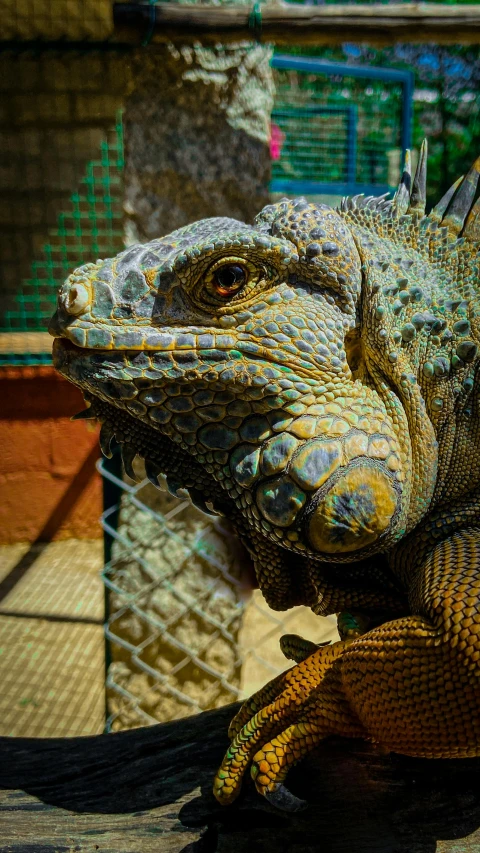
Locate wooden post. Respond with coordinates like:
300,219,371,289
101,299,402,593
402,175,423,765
114,3,480,46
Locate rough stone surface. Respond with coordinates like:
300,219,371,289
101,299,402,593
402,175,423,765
124,42,274,244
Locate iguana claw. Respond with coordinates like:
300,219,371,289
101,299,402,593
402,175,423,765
213,637,356,807
264,783,307,813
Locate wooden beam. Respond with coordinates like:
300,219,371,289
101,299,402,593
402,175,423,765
1,702,480,851
0,332,51,355
113,2,480,46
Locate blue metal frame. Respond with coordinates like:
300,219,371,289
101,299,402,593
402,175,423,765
270,54,413,198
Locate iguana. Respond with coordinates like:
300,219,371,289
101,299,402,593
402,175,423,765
50,142,480,812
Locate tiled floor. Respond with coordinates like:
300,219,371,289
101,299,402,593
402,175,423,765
0,540,105,737
0,540,104,621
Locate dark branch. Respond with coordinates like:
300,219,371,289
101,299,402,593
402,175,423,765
1,702,480,851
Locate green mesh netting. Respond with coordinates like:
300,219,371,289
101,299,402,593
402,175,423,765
1,114,124,366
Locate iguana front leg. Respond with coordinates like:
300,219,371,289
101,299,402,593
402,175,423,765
228,610,384,743
213,528,480,809
227,637,353,740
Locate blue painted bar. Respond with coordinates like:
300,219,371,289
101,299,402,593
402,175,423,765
272,55,413,87
270,180,391,197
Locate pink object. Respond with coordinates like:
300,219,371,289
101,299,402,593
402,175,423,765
269,124,285,161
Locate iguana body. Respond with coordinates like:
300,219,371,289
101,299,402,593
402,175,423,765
50,142,480,811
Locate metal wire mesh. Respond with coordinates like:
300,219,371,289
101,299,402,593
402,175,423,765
100,458,338,731
2,120,124,331
3,1,115,41
271,58,407,196
271,106,355,185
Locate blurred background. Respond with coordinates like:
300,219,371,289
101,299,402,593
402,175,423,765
1,0,479,737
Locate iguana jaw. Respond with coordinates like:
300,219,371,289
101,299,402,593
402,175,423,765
53,336,408,561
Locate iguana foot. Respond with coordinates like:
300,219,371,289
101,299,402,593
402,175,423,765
214,637,362,807
227,634,349,740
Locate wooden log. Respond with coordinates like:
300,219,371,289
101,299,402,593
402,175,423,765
113,2,480,46
1,701,480,851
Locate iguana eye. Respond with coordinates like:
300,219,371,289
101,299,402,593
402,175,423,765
198,255,272,310
213,263,248,297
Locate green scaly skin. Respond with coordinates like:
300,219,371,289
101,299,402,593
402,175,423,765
50,142,480,811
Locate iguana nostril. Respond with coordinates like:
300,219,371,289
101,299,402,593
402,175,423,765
64,283,90,315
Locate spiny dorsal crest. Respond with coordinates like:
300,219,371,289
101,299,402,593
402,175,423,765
341,139,480,245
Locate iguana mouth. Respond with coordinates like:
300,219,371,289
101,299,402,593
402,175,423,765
75,390,258,589
76,392,235,519
50,321,341,383
53,339,233,515
54,334,404,559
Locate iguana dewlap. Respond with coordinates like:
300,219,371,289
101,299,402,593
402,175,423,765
50,142,480,812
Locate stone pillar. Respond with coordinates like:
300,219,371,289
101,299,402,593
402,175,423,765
123,40,274,243
109,36,279,729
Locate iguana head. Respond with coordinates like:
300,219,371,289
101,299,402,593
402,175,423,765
50,145,480,568
50,199,406,563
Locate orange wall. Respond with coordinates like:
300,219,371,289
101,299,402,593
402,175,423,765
0,365,102,544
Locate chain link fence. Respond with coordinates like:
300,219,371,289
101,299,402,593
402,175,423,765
100,457,338,731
